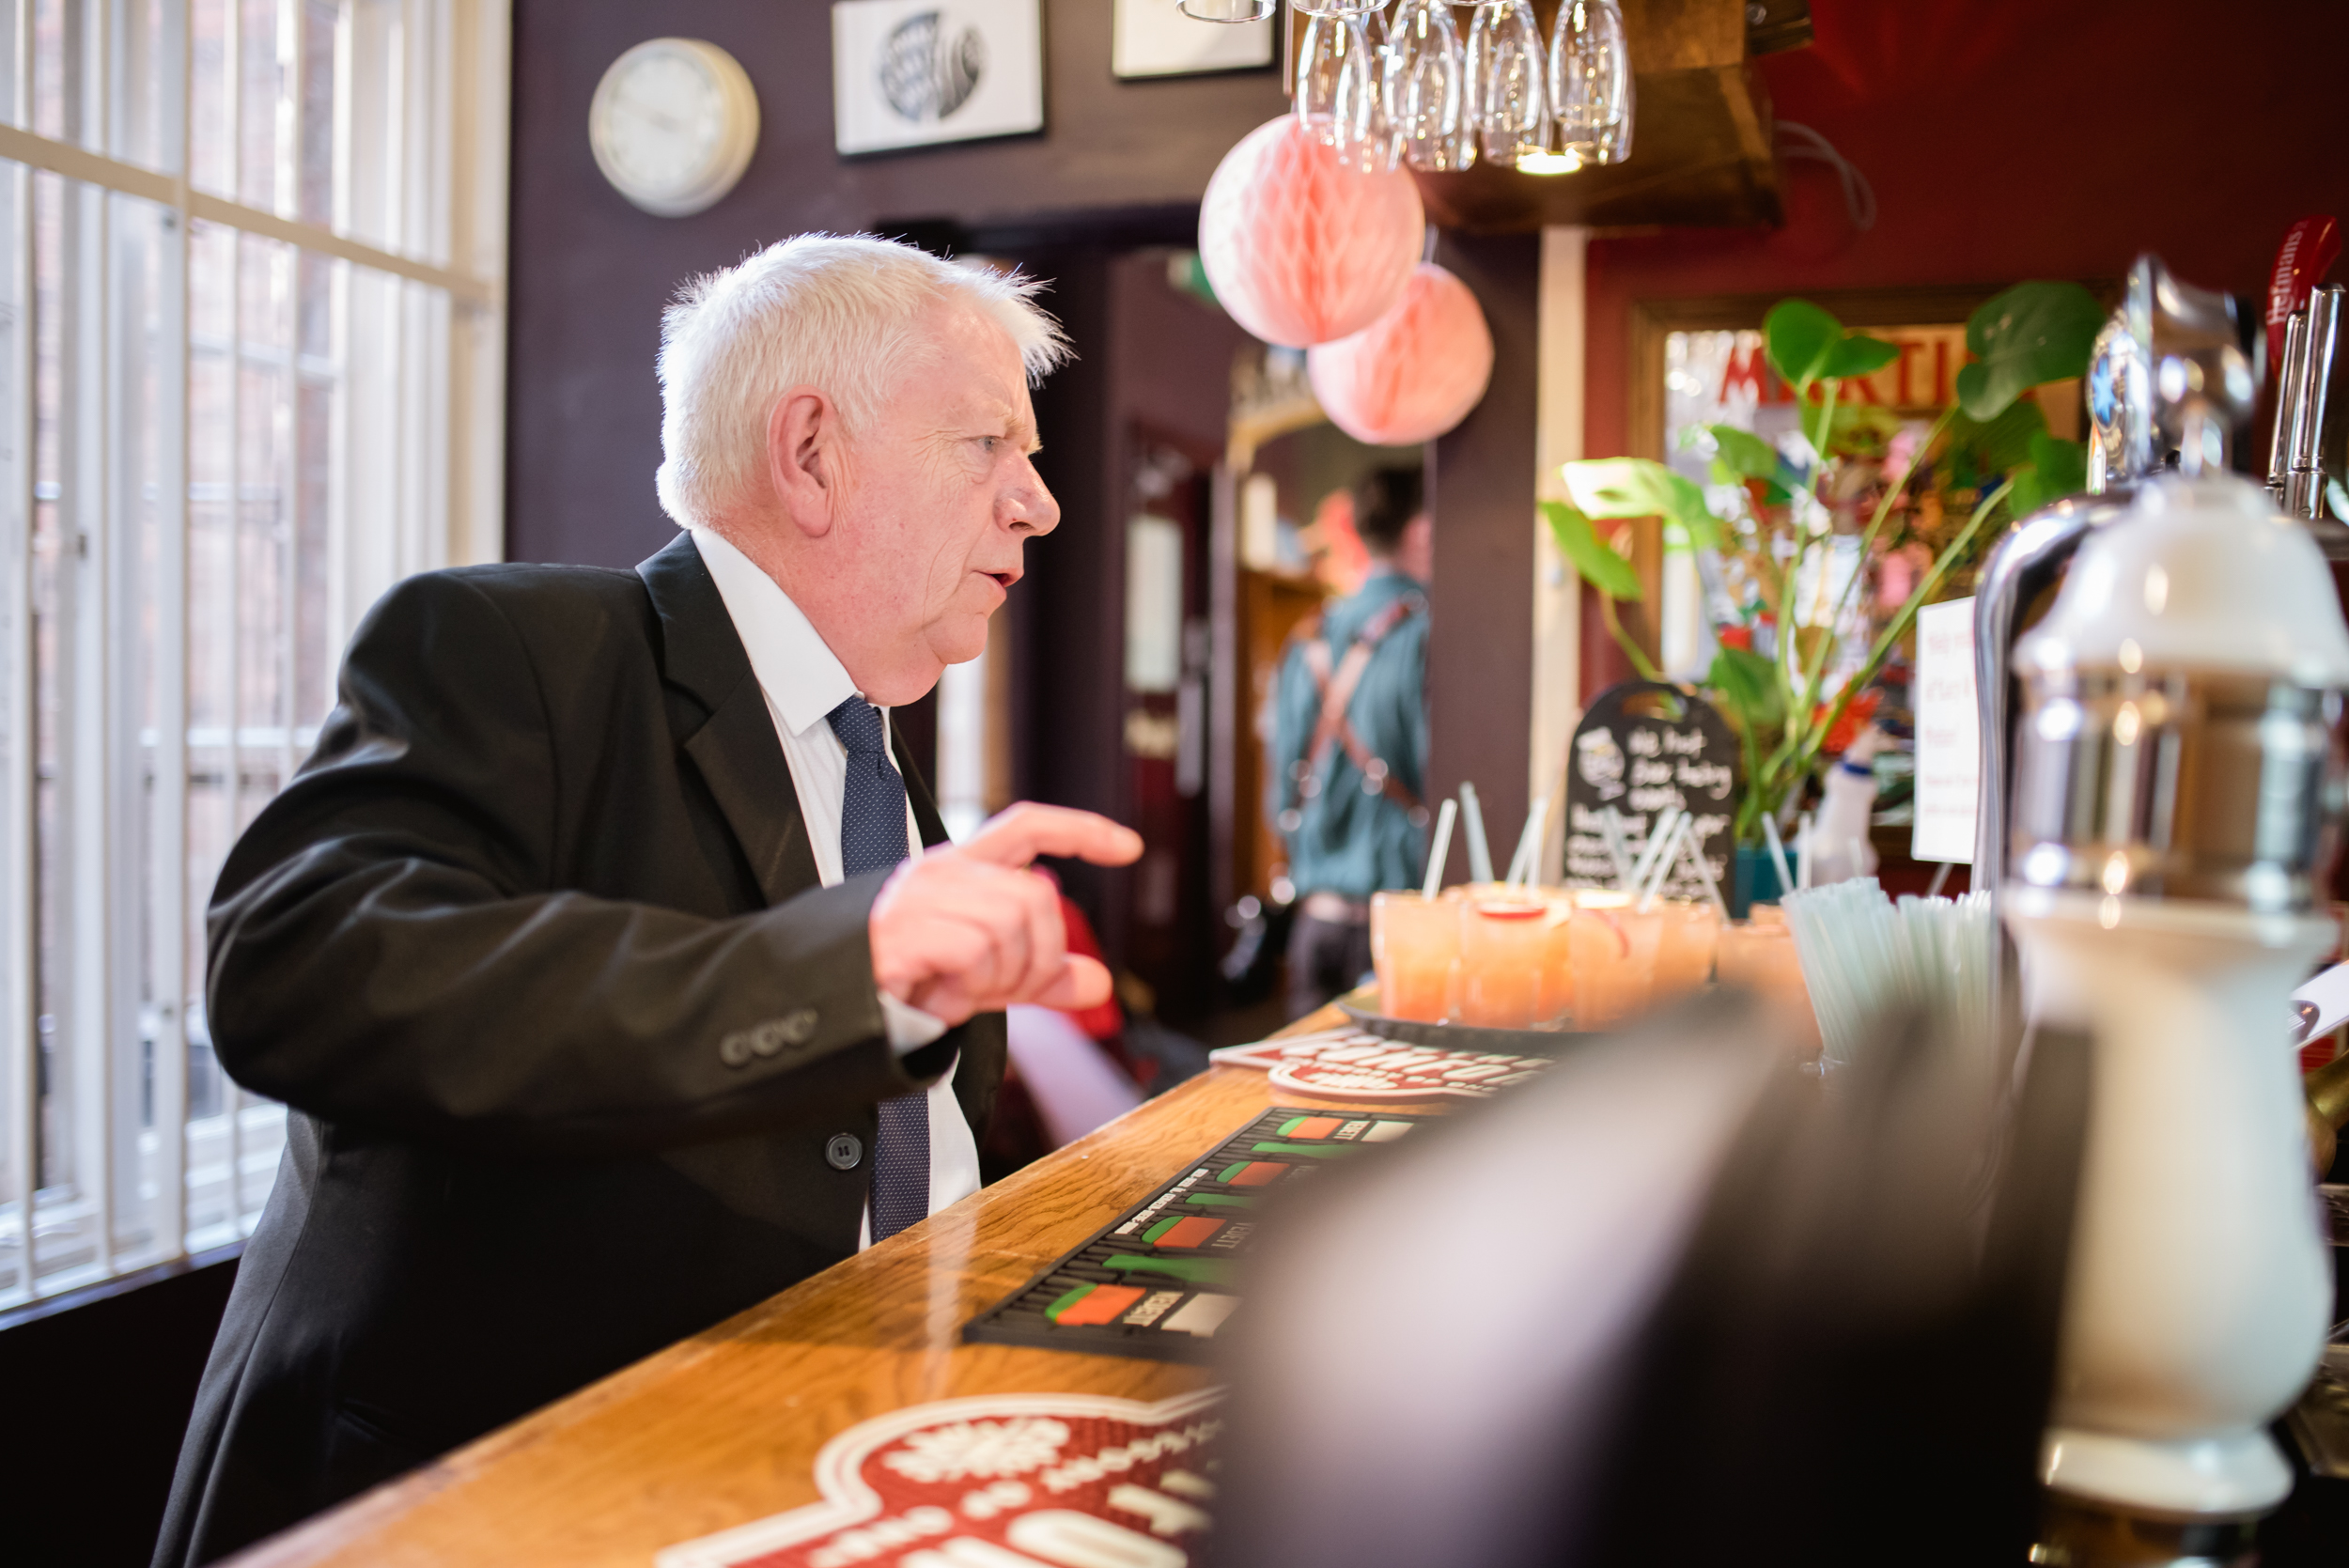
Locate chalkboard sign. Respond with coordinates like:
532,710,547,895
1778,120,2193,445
1563,681,1740,899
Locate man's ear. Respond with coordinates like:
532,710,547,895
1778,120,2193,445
768,387,841,539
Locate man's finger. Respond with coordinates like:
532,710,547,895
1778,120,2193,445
959,803,1143,871
1029,954,1113,1014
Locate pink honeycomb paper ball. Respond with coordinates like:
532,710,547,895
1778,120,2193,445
1198,116,1426,349
1307,263,1493,445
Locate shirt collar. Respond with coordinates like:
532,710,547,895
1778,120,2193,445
688,525,862,737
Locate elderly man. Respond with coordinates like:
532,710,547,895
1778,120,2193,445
152,236,1139,1567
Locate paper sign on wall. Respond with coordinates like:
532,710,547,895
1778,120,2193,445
1910,597,1979,864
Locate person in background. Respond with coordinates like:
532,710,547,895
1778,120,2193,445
1268,467,1431,1018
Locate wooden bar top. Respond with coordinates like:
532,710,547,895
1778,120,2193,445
233,1007,1432,1568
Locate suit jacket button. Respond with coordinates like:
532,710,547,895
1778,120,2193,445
779,1007,819,1045
750,1020,788,1058
825,1133,863,1171
718,1032,754,1068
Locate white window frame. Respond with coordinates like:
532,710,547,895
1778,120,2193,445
0,0,507,1312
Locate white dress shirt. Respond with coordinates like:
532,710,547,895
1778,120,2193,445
691,525,981,1250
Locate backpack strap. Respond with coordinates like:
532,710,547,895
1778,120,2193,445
1278,593,1426,832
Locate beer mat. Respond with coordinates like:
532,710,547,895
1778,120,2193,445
654,1387,1224,1568
961,1108,1439,1364
1207,1026,1555,1101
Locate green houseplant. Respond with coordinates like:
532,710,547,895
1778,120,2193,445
1545,282,2104,846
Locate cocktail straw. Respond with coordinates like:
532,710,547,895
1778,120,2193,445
1796,811,1814,890
1506,795,1549,887
1635,814,1689,912
1780,878,1996,1081
1460,783,1494,885
1626,805,1680,893
1423,798,1457,899
1678,818,1729,916
1761,811,1795,902
1598,805,1636,888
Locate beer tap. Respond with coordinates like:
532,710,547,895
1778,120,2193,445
2001,256,2349,1545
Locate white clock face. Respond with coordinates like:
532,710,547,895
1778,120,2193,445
589,39,759,218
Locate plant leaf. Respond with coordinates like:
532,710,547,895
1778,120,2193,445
1956,280,2105,421
1708,425,1779,479
1706,645,1785,732
1561,458,1727,553
2008,432,2089,516
1824,333,1898,380
1950,398,2047,474
1541,501,1643,600
1764,299,1843,392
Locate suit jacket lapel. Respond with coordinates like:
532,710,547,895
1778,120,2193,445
638,532,820,907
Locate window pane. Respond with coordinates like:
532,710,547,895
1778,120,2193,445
0,0,490,1305
191,0,232,195
239,0,282,211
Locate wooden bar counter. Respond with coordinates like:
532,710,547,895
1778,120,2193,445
230,1007,1422,1567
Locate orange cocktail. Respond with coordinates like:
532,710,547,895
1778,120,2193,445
1568,890,1663,1029
1652,898,1722,999
1715,916,1820,1057
1371,890,1460,1021
1456,892,1549,1028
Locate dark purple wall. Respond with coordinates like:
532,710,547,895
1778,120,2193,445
506,0,1286,567
1425,231,1540,878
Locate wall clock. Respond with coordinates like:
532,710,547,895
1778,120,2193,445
588,39,760,217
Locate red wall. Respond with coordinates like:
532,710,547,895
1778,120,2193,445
1579,0,2349,689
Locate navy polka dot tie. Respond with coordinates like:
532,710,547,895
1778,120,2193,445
827,695,929,1243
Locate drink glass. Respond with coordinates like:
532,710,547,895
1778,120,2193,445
1371,890,1460,1022
1457,892,1549,1028
1568,889,1662,1029
1538,890,1576,1024
1468,0,1548,165
1652,898,1721,998
1715,918,1821,1058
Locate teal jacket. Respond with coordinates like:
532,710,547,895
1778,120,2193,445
1268,567,1430,902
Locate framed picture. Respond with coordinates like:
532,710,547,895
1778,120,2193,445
1112,0,1276,79
832,0,1044,156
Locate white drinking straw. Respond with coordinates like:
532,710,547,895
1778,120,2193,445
1636,814,1690,912
1678,819,1730,916
1598,805,1637,888
1506,795,1549,887
1422,798,1457,899
1626,805,1681,893
1761,811,1795,901
1925,861,1953,898
1459,783,1495,885
1797,811,1814,890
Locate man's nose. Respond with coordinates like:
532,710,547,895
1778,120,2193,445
1006,452,1060,536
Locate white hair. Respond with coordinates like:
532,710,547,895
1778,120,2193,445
654,233,1070,531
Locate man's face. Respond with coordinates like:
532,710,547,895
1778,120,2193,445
833,303,1059,685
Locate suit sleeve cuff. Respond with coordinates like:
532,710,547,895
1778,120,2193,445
879,989,949,1055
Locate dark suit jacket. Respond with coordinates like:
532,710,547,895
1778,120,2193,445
152,534,1004,1567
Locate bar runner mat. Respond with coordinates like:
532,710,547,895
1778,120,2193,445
962,1106,1438,1364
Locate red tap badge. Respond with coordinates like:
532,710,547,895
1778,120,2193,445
2267,215,2341,372
657,1389,1224,1568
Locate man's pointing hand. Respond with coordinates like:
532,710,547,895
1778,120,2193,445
868,803,1144,1027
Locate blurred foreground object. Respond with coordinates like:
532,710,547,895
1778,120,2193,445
2002,256,2349,1532
1214,993,2088,1568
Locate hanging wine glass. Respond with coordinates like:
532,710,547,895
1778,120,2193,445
1296,9,1385,170
1385,0,1473,172
1357,2,1403,172
1177,0,1276,20
1287,0,1387,16
1468,0,1548,167
1548,0,1634,165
